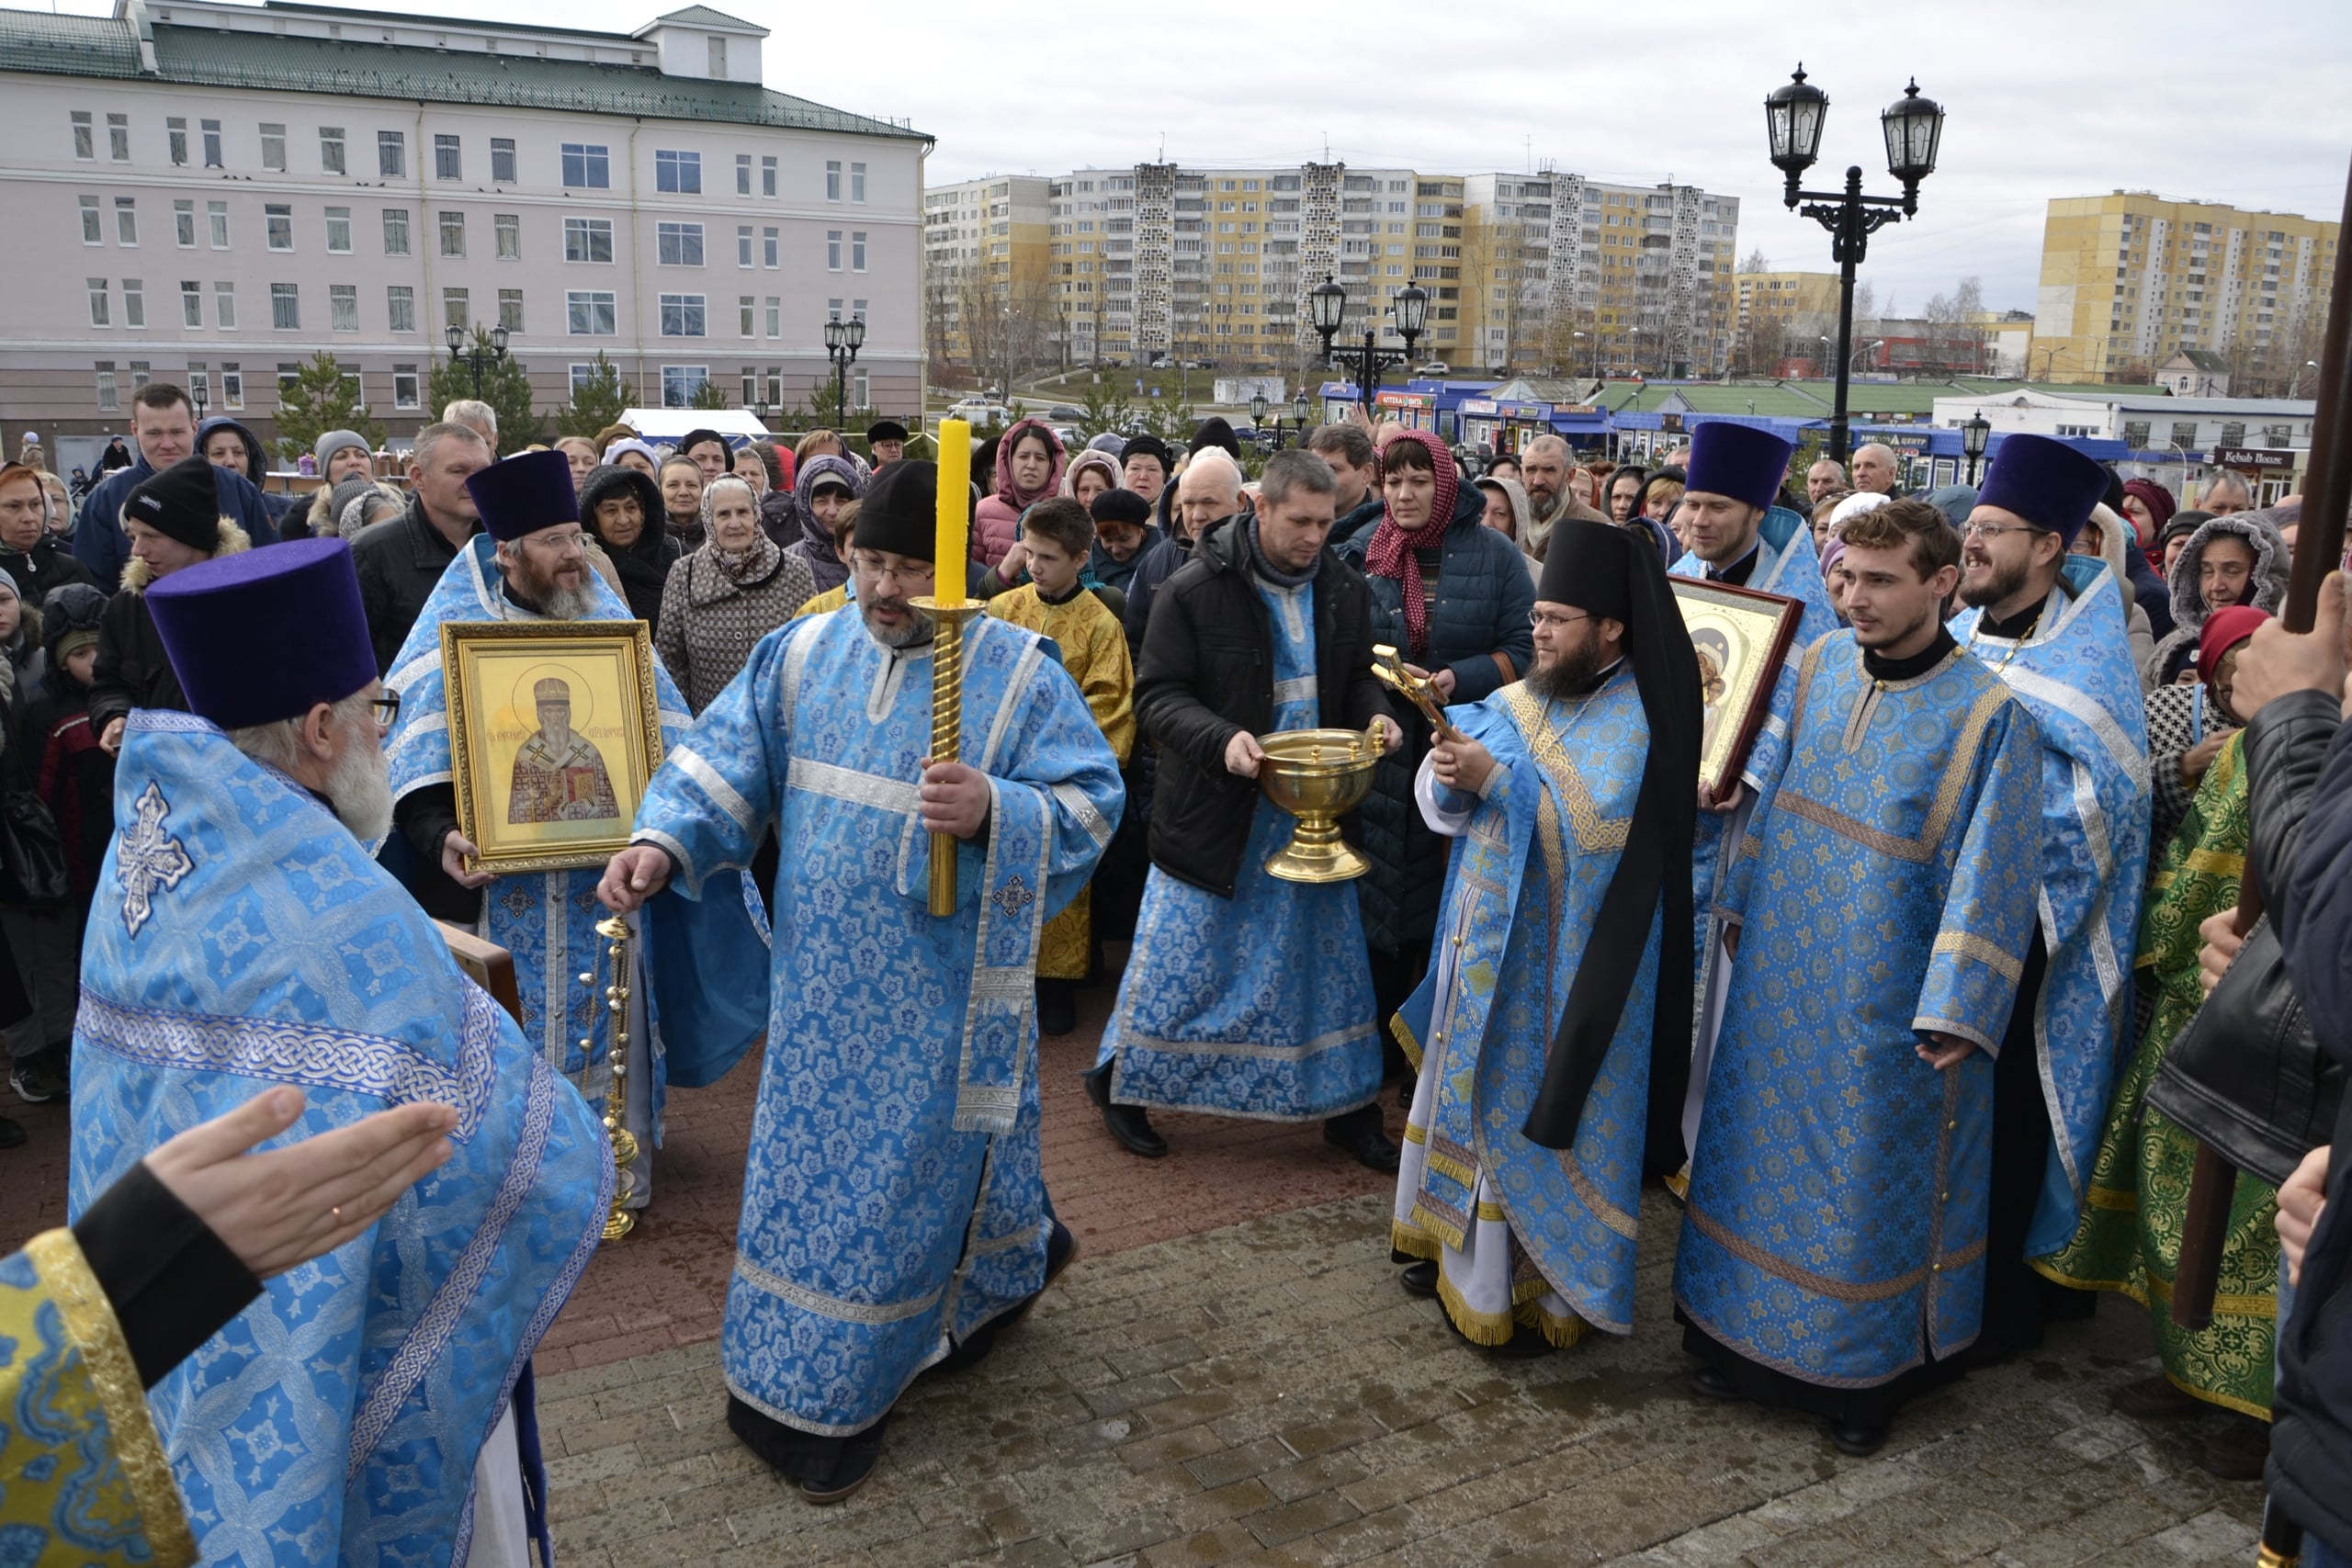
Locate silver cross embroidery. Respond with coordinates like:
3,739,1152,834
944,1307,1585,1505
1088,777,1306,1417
989,874,1037,919
119,782,195,938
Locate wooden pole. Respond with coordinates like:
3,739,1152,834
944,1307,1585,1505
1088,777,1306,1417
2171,152,2352,1334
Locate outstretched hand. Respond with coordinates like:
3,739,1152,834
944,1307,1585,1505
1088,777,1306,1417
2229,570,2348,720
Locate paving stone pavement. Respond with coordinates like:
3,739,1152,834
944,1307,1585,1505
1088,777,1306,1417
538,1189,2269,1568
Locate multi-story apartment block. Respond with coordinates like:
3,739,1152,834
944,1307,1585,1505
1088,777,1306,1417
923,174,1049,377
2,0,928,450
2034,191,2338,388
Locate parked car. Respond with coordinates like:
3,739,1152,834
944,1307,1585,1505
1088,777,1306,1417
1046,405,1084,422
1414,361,1451,376
941,401,1012,426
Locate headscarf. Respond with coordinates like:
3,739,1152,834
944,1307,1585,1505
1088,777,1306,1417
1061,449,1122,502
2121,478,2177,549
1474,475,1532,544
992,419,1066,512
2198,604,2269,686
788,455,868,594
1360,428,1460,660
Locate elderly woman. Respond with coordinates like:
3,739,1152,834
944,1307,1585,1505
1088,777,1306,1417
580,462,682,630
1062,448,1121,511
784,454,866,597
655,474,815,714
1472,472,1539,581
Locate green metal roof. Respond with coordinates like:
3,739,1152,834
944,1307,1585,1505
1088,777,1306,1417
0,8,925,141
1662,385,1835,417
1948,378,2172,399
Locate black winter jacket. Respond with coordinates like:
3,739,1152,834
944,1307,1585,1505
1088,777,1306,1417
353,496,478,675
87,589,184,739
0,536,96,605
1335,485,1536,953
1135,514,1392,898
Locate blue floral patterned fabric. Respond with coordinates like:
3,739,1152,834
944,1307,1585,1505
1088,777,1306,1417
630,606,1123,1436
1098,575,1381,1121
1391,670,1660,1336
1949,554,2153,1256
69,711,611,1568
383,532,769,1131
1674,637,2042,1384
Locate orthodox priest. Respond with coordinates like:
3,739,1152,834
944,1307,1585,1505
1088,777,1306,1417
1675,498,2043,1456
1087,449,1403,1168
385,451,767,1210
1948,433,2152,1359
1390,519,1699,1356
1664,421,1838,1161
598,459,1125,1504
71,537,611,1566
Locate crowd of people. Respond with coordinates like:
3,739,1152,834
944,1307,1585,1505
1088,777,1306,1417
7,371,2352,1567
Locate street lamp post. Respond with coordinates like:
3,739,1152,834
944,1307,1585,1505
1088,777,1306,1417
1291,389,1311,448
445,321,511,398
190,380,209,423
1250,390,1270,448
1309,276,1428,416
1764,65,1946,463
823,315,866,426
1961,412,1991,485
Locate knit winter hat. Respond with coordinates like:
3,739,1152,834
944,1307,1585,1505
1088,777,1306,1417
124,455,223,551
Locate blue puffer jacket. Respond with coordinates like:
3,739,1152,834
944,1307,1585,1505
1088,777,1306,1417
1335,484,1536,954
75,452,277,592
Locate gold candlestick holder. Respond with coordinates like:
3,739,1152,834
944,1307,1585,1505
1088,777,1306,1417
577,914,641,1240
909,595,985,917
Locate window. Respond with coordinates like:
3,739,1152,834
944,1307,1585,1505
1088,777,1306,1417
196,118,221,168
570,363,601,397
854,369,867,409
388,285,415,333
71,111,94,161
852,297,867,322
438,210,465,258
739,295,755,336
174,200,195,247
181,280,202,328
736,153,752,196
378,130,404,178
442,288,469,331
320,128,345,175
270,282,299,330
566,290,616,335
330,283,357,332
761,155,776,197
382,208,411,255
80,196,101,245
2171,421,2200,449
115,197,138,246
707,35,728,77
825,161,841,201
2220,421,2245,448
2121,420,2151,449
852,162,866,203
167,118,187,165
660,294,707,337
491,138,516,185
497,288,524,332
276,363,300,394
434,134,460,180
209,201,229,249
763,297,779,336
260,123,286,172
738,225,753,267
86,278,108,327
393,364,421,409
266,205,292,251
213,281,235,329
655,150,700,194
95,362,118,412
826,230,842,270
851,231,867,272
494,212,520,260
560,142,608,188
107,113,130,162
763,228,778,267
656,221,704,266
563,217,613,264
324,206,352,254
661,366,707,407
220,364,243,408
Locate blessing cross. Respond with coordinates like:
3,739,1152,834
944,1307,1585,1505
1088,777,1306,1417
119,782,195,938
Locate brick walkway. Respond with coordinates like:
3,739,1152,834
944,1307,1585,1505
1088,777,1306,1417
538,1188,2266,1567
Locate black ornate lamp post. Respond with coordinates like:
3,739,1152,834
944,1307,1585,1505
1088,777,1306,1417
823,314,865,425
1250,390,1270,447
1310,275,1428,416
1765,65,1945,462
1961,412,1991,484
190,378,209,422
1291,388,1311,444
445,321,510,398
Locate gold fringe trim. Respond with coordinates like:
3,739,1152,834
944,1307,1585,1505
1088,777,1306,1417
1661,1163,1690,1203
1391,1010,1422,1072
1389,1220,1442,1262
1519,1298,1590,1350
1423,1146,1477,1190
2084,1183,2138,1212
1435,1263,1521,1347
27,1229,198,1568
1405,1201,1466,1256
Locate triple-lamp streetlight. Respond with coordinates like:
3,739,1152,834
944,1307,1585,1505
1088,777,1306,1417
1764,64,1946,462
1308,275,1429,416
823,314,866,423
445,321,510,397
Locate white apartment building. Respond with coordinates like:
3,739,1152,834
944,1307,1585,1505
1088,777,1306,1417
922,175,1050,371
2,0,930,451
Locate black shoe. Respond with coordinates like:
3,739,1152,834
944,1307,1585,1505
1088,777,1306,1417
0,1117,25,1150
933,1220,1079,1376
1323,1105,1399,1174
800,1418,888,1504
1828,1418,1887,1457
1081,1061,1166,1157
726,1396,888,1503
10,1054,66,1105
1690,1366,1743,1403
1036,979,1077,1037
1399,1259,1438,1300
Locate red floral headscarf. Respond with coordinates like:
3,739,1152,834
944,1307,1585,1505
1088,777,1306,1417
1360,428,1460,660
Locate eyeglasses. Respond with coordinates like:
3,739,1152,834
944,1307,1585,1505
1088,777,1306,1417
369,691,401,728
1529,609,1593,630
1959,520,2043,542
521,528,587,555
851,553,936,586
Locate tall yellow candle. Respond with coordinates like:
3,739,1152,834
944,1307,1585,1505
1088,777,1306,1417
935,417,970,590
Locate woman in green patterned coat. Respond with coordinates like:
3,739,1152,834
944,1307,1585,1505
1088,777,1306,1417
2037,604,2275,1479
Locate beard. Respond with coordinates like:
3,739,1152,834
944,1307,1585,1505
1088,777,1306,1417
505,551,601,619
1958,551,2032,610
325,721,395,843
1527,636,1606,701
862,596,935,649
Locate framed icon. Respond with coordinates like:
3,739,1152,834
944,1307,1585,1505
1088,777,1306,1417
440,620,663,874
1668,578,1805,799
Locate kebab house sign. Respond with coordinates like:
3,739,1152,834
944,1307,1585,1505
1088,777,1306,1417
2211,446,2296,473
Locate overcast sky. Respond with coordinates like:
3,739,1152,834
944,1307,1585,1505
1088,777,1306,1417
91,0,2352,312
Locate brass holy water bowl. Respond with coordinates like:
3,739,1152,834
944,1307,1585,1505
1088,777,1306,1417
1257,728,1379,884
